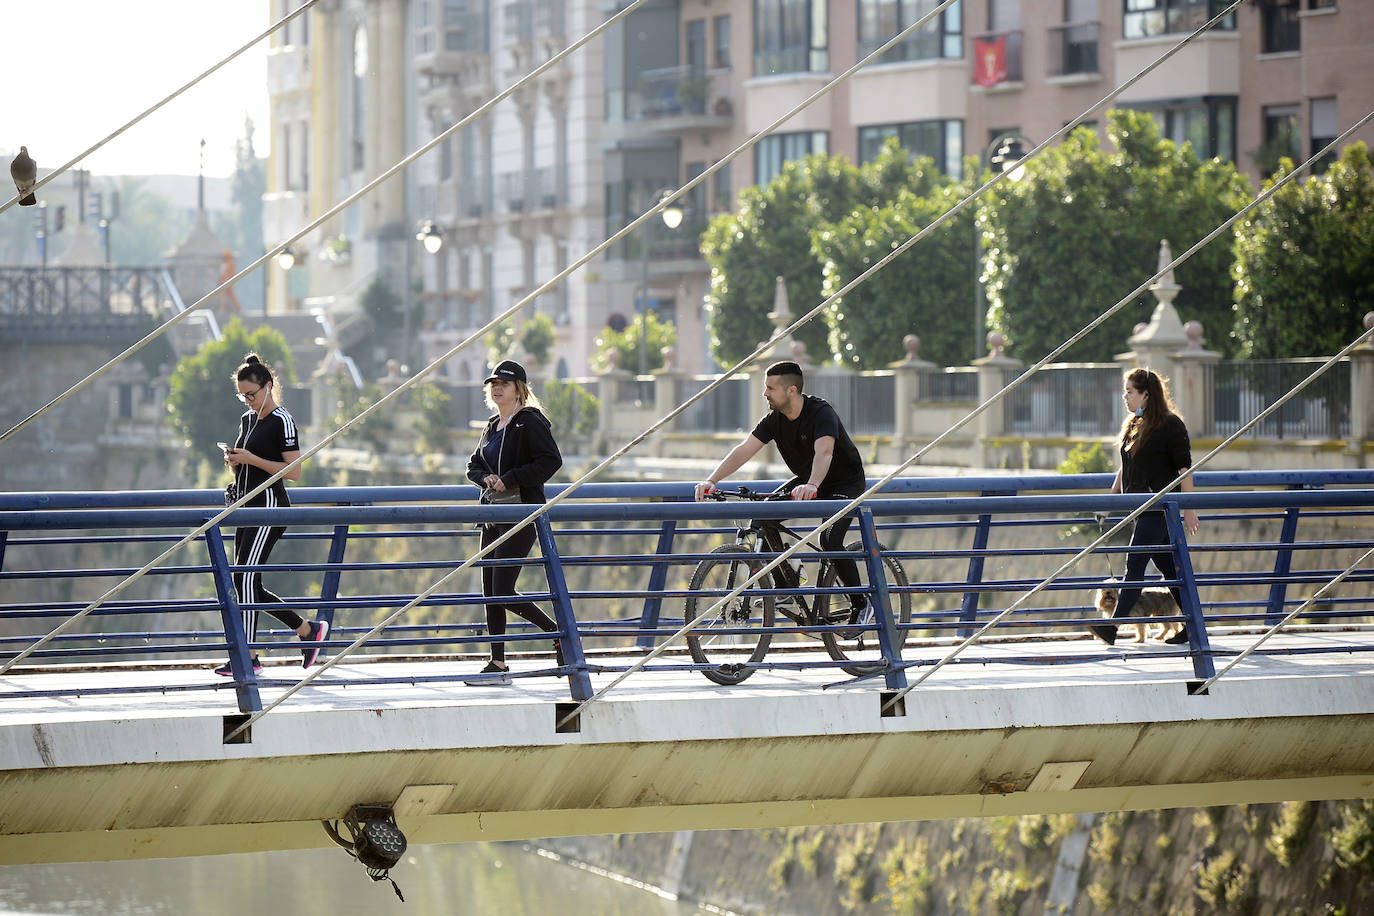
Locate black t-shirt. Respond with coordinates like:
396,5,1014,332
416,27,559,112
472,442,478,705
1120,413,1192,494
233,407,299,507
751,395,866,496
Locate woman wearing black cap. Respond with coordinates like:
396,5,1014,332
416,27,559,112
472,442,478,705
464,360,564,684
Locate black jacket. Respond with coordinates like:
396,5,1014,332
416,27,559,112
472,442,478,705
466,406,562,504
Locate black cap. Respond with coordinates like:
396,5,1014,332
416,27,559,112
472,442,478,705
483,359,527,384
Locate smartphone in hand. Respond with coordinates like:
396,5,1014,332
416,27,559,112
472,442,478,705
216,441,230,453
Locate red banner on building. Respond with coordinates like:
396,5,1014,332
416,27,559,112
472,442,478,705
974,36,1008,87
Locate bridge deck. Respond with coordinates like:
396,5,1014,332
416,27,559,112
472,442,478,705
1,630,1372,864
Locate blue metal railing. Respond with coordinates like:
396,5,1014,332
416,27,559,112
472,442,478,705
2,471,1373,714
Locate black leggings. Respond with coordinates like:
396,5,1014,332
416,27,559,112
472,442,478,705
776,483,863,598
480,522,558,662
1110,512,1184,621
234,524,303,643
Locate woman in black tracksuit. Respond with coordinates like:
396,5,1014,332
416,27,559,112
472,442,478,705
1090,367,1201,647
219,353,328,675
464,360,563,683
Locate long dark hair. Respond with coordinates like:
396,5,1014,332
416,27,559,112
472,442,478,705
1118,368,1179,453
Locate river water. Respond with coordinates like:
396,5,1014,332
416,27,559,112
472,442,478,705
0,841,716,916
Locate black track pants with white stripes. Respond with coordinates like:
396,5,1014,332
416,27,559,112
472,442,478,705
233,523,304,642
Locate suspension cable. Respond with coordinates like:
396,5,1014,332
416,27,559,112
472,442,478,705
1192,545,1374,696
881,318,1374,711
3,0,955,685
0,0,318,217
227,0,1248,728
0,0,657,445
557,107,1374,730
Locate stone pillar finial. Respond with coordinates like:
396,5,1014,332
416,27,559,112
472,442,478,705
903,334,921,360
987,331,1005,359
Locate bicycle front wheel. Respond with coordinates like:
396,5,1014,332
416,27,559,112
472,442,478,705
818,540,911,677
685,544,775,685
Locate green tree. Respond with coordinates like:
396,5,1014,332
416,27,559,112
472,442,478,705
165,319,296,469
360,276,402,331
1233,143,1374,358
411,382,452,454
702,144,941,368
984,111,1251,362
591,310,677,374
519,313,556,368
325,372,395,455
814,145,976,367
541,378,600,438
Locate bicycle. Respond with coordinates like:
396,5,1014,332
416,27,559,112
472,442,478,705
685,487,911,685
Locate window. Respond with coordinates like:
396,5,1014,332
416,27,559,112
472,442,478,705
352,25,367,172
1122,0,1235,40
687,19,707,71
714,15,732,67
754,0,828,75
443,0,488,51
1131,96,1236,161
755,131,827,185
1310,97,1338,173
1262,103,1302,169
1307,0,1335,9
713,160,733,211
1261,0,1300,53
859,120,964,177
858,0,962,62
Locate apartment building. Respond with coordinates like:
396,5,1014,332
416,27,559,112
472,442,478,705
265,0,1374,379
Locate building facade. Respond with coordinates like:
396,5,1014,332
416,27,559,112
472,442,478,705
264,0,1374,379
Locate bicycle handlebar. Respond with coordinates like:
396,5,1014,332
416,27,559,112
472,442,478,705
705,486,791,502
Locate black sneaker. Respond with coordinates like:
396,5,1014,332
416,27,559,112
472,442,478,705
1163,626,1190,645
1089,624,1118,646
837,598,872,640
301,620,329,668
463,660,512,686
553,639,566,668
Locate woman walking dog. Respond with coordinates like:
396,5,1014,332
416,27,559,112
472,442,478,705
1090,368,1200,647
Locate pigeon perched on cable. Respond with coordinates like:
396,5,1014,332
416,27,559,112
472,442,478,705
10,146,37,206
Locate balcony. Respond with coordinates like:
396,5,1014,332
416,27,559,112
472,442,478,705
496,172,525,215
527,166,562,211
970,30,1023,89
1048,21,1100,79
266,44,310,97
624,67,734,135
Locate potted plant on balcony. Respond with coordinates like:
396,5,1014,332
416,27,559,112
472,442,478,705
678,74,711,115
322,234,352,264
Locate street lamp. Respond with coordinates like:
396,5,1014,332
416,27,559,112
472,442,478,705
637,188,684,386
973,133,1030,358
276,246,297,271
415,219,444,254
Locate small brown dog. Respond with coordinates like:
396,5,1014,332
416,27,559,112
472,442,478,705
1095,580,1183,642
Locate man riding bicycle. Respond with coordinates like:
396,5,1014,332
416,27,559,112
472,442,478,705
694,360,869,627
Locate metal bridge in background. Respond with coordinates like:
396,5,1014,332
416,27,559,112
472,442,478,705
0,471,1371,864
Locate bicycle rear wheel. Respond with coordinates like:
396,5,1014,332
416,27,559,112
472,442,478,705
686,544,776,685
817,540,911,677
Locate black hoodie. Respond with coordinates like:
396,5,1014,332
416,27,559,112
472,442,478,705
466,406,562,504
